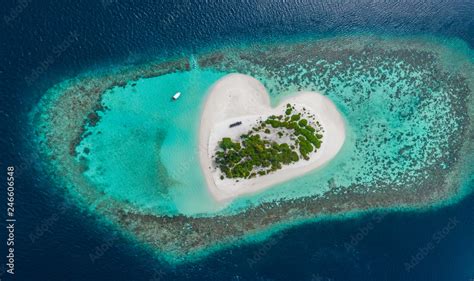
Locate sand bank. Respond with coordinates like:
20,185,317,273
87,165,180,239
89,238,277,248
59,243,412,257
199,74,346,203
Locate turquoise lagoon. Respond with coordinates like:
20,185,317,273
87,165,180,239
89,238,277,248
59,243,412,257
32,35,474,260
75,70,227,215
69,35,474,218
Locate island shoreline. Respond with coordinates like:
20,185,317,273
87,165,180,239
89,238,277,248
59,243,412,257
199,74,346,203
28,35,474,262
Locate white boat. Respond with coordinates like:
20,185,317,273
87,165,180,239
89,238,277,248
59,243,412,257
172,92,181,100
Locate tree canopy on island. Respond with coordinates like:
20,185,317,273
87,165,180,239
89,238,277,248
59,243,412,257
214,104,323,180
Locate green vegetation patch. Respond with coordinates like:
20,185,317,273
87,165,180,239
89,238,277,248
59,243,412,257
214,104,324,180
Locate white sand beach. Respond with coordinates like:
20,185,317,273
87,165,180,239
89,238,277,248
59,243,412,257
199,74,346,203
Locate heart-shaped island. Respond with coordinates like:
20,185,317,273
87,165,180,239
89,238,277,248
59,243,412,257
199,74,346,202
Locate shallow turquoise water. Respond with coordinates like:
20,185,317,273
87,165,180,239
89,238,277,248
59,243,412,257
76,70,227,215
223,36,472,212
73,35,472,217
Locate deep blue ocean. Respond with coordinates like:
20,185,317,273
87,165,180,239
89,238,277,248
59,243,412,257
1,0,474,280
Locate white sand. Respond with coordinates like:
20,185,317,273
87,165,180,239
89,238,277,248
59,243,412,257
199,74,346,203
